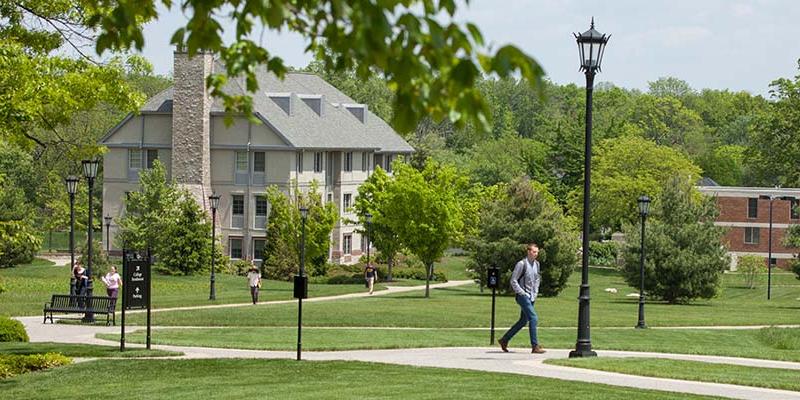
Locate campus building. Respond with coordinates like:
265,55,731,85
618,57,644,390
697,185,800,269
100,50,413,263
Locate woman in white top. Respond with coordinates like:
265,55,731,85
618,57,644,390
246,263,262,304
101,266,122,304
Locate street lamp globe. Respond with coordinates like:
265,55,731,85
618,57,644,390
300,207,309,219
209,194,220,211
574,18,610,72
82,159,99,179
638,195,651,216
65,176,79,194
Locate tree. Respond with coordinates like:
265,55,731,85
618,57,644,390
467,177,578,296
353,167,402,281
156,192,215,275
695,145,746,186
648,77,694,98
571,136,701,232
86,0,545,133
0,1,142,149
262,182,337,280
116,161,180,252
747,59,800,186
621,177,729,304
383,160,466,297
0,175,41,268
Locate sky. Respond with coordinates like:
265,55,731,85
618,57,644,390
136,0,799,97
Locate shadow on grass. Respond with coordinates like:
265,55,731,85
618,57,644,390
606,299,714,307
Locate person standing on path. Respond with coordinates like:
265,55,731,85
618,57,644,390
364,263,378,295
499,242,545,354
101,266,122,307
246,262,262,304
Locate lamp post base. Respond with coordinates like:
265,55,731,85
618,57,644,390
569,348,598,358
635,322,647,329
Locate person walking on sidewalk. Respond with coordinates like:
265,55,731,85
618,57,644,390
499,242,546,354
364,263,378,295
101,266,122,307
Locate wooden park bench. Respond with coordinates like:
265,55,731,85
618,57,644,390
43,294,116,326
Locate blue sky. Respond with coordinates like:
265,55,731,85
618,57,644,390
138,0,799,97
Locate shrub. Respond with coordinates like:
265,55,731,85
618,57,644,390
77,240,112,278
0,353,71,379
792,259,800,281
391,268,446,282
0,220,40,268
0,316,29,342
737,255,765,289
589,241,619,267
224,259,252,276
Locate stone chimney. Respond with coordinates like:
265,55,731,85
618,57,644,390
171,49,213,210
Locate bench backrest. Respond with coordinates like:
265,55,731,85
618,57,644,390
50,294,115,311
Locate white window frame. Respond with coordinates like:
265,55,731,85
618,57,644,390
343,234,352,255
344,151,353,172
314,152,323,173
229,237,243,259
744,227,760,244
231,194,245,229
343,193,352,211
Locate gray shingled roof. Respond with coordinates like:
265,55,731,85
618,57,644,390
139,62,413,153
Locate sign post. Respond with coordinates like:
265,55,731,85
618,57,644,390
487,267,499,345
121,249,151,351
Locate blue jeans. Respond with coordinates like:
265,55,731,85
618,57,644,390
501,294,539,346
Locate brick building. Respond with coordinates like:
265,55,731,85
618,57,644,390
698,185,800,270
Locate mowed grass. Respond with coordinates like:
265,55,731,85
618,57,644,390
0,358,723,400
0,341,181,358
97,327,800,362
123,267,800,328
0,258,386,316
545,357,800,392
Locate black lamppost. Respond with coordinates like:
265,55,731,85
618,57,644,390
209,194,220,301
104,216,112,254
758,194,793,300
636,195,650,329
365,212,372,265
569,18,608,359
65,176,79,295
297,206,309,361
82,159,99,323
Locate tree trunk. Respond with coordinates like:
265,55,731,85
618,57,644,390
425,261,432,298
387,255,394,282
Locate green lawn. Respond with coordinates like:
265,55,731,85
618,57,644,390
0,258,387,316
97,327,800,362
0,358,722,399
545,357,800,392
0,342,181,358
123,267,800,328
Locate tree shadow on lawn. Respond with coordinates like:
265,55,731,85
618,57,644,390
605,299,714,307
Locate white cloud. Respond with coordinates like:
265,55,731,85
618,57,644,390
732,3,754,17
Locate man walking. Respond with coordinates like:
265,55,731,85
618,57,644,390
499,242,545,354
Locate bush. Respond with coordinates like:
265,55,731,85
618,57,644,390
792,259,800,281
737,255,765,289
391,268,446,282
223,259,251,276
0,220,40,268
0,316,29,342
77,240,113,278
0,353,71,379
589,241,619,267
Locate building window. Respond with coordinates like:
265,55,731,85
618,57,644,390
297,152,303,174
792,199,799,220
232,194,244,228
344,151,353,172
385,154,394,173
255,195,268,228
748,198,758,219
744,227,760,244
235,151,248,185
361,235,368,253
770,257,777,267
253,238,266,261
343,234,352,255
253,152,265,173
314,152,323,172
229,237,243,259
362,152,368,172
343,193,352,211
327,192,333,204
129,149,142,169
146,149,159,169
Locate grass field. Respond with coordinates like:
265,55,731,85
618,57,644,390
97,327,800,361
121,267,800,328
0,358,723,400
0,259,391,316
545,357,800,392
